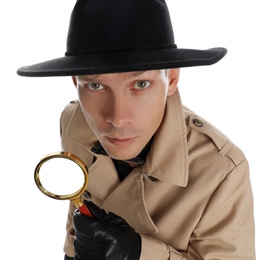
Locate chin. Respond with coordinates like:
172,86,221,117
106,149,139,161
110,154,137,161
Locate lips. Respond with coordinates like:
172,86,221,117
105,136,136,146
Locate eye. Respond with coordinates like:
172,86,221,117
86,83,104,91
134,80,151,89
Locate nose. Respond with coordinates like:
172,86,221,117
106,94,132,128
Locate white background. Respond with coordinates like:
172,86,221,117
1,0,278,259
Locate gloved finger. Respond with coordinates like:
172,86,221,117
74,239,85,260
74,239,102,260
74,239,98,259
83,200,130,226
73,210,104,238
83,200,109,220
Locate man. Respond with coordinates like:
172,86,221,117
17,0,255,259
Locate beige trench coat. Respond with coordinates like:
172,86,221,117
61,90,255,259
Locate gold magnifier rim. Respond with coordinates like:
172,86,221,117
34,152,88,201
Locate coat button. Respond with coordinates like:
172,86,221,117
83,190,91,199
193,118,204,127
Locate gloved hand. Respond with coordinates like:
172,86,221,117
73,200,141,260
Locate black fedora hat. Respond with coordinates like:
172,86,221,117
17,0,227,77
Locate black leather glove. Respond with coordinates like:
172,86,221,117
73,200,141,260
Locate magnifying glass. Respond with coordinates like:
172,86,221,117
34,152,93,218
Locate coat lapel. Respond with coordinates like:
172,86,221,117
87,155,120,202
101,170,159,235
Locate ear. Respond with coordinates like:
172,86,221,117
167,68,180,96
72,76,77,88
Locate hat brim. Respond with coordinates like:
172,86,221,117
17,47,227,77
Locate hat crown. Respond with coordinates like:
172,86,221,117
17,0,227,77
66,0,176,55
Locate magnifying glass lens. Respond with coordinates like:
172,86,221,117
34,152,93,218
38,157,85,195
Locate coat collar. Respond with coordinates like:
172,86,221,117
65,89,189,187
142,89,189,187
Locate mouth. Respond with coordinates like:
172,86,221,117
105,136,136,147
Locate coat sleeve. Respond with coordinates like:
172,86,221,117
63,202,76,258
140,159,255,260
60,102,79,258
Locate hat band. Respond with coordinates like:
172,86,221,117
65,43,177,56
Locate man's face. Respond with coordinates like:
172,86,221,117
73,69,179,160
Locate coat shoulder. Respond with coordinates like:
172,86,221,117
62,99,79,115
183,106,246,167
60,100,80,125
